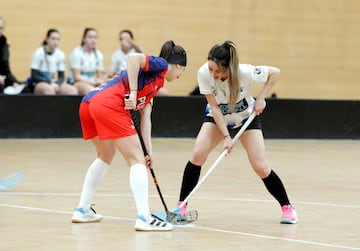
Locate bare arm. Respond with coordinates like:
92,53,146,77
125,53,146,110
139,103,153,168
205,94,234,153
139,103,153,156
254,66,280,115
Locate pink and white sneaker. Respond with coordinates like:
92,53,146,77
280,205,298,224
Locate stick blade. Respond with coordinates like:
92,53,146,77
0,171,24,190
154,211,178,222
155,210,198,225
171,210,198,225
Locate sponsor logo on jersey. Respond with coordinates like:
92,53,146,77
218,98,249,115
254,67,262,75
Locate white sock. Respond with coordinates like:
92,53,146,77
78,158,109,209
129,163,150,217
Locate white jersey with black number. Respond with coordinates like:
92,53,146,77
198,62,268,129
68,46,104,82
109,48,136,74
30,46,65,82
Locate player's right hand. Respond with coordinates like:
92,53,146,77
223,136,234,154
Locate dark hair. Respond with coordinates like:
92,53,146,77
208,41,240,109
42,28,59,45
119,29,134,39
207,41,233,67
159,40,187,66
81,27,97,46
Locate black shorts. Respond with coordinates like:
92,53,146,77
203,115,262,138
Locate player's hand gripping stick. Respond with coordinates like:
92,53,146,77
125,94,173,222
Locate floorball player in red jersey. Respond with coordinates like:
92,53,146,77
71,40,187,231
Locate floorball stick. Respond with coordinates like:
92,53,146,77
173,112,257,214
129,109,172,220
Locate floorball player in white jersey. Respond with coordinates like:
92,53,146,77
174,40,298,225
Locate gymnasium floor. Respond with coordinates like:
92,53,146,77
0,138,359,251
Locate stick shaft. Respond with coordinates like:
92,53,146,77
130,110,169,212
178,113,256,208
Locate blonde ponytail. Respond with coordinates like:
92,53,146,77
226,41,240,110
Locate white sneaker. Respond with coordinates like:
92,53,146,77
71,206,102,223
134,214,173,231
3,84,27,95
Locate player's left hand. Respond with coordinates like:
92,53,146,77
145,154,153,169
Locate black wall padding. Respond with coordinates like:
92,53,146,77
260,99,360,139
0,95,82,138
0,95,359,139
151,96,207,137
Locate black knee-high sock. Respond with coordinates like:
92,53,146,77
179,161,202,202
262,170,290,206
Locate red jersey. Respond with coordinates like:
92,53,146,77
82,55,168,110
79,55,168,140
